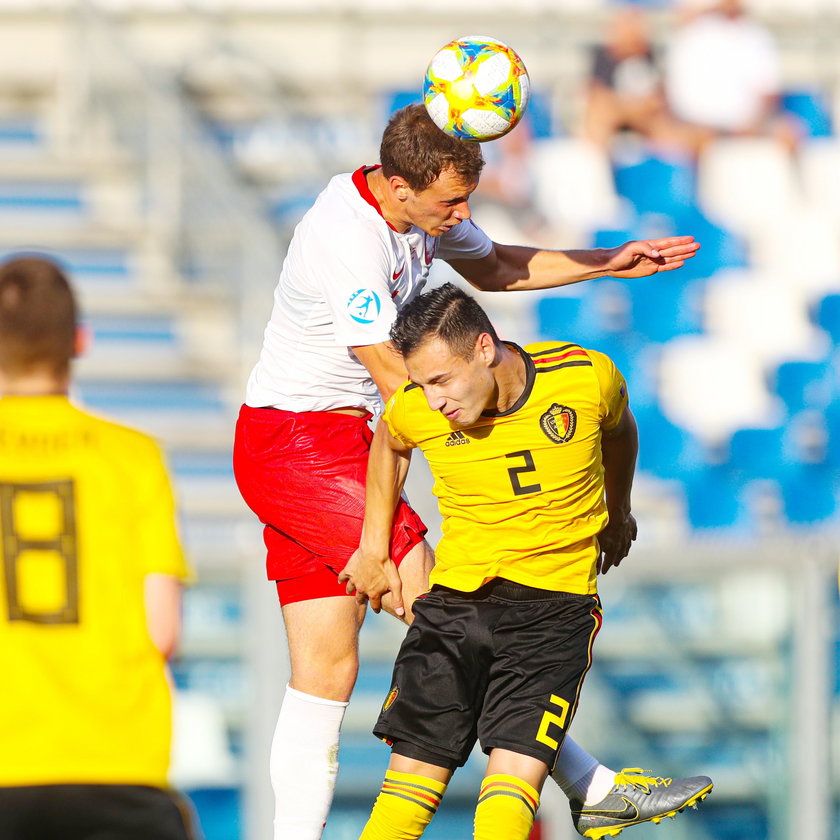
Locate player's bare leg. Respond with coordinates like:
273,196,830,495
271,596,366,840
380,540,435,623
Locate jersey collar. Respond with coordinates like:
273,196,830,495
481,343,536,418
352,165,398,231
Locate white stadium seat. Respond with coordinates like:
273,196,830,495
698,137,802,237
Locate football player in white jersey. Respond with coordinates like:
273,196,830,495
233,104,700,840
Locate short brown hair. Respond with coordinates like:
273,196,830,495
390,282,500,360
0,256,77,376
380,104,485,192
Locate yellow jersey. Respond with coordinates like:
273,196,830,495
383,342,628,595
0,396,190,788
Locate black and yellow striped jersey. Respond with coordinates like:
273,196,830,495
0,396,190,787
383,342,628,594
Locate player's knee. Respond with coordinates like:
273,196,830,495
290,651,359,701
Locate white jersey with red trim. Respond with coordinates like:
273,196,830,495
245,166,493,413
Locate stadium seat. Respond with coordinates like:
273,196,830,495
530,138,623,236
725,426,789,481
779,464,839,525
800,138,840,224
697,138,802,237
703,269,824,368
781,89,834,138
682,467,741,530
535,281,631,345
633,404,705,479
815,293,840,344
624,275,705,343
772,359,834,413
658,333,780,444
612,153,697,219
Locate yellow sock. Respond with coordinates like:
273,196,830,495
359,770,447,840
474,774,540,840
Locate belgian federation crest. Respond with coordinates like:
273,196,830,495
383,686,399,712
540,403,576,444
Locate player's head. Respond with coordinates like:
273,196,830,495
391,283,502,426
0,256,80,390
379,105,484,237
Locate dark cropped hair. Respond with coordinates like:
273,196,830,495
390,282,500,360
0,256,77,376
380,104,485,192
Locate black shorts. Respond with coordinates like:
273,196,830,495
373,579,603,771
0,784,197,840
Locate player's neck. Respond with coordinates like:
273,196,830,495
366,169,411,233
0,370,70,397
492,345,527,413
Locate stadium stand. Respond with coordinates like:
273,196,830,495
0,3,837,840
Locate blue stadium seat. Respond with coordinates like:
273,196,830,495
612,154,697,219
683,467,744,531
781,89,834,138
523,89,554,139
186,787,241,840
90,315,178,346
772,359,834,413
780,464,838,525
77,380,226,413
726,426,789,481
0,180,84,214
814,293,840,344
633,404,705,479
624,275,705,342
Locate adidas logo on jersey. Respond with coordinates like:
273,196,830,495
445,431,470,446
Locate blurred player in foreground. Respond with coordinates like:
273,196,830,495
0,256,195,840
342,284,713,840
232,103,701,839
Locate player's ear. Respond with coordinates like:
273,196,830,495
73,324,91,359
476,332,496,365
388,174,411,201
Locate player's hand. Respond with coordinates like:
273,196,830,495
597,513,637,574
603,237,700,278
338,548,404,616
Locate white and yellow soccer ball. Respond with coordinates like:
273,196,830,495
423,35,530,142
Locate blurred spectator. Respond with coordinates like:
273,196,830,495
473,118,550,242
0,257,196,840
582,5,704,157
664,0,801,152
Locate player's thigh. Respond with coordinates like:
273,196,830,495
373,591,490,767
393,540,435,621
281,595,367,700
479,593,602,767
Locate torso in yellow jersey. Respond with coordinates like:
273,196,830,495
0,396,189,788
383,342,628,595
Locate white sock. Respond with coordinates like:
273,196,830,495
270,684,349,840
551,736,616,805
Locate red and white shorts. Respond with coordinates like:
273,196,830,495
233,405,427,605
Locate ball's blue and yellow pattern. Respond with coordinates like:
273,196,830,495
423,35,530,142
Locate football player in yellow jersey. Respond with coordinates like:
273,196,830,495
340,284,713,840
0,257,195,840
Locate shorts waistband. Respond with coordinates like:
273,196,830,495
431,579,586,603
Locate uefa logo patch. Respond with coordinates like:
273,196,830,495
540,403,577,444
348,288,381,324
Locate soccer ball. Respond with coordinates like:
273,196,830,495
423,35,530,142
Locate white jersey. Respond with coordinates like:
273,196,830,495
246,166,493,413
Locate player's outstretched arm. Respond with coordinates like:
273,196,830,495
598,407,639,574
339,421,413,615
448,236,700,292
